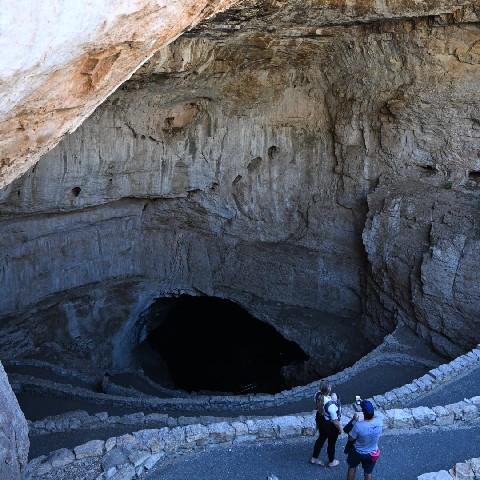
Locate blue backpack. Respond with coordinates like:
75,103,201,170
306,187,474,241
324,398,342,420
315,393,342,420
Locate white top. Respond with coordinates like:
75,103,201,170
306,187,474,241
314,392,339,421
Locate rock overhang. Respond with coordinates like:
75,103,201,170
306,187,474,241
0,0,477,189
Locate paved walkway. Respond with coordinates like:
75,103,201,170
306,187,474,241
24,361,480,462
406,366,480,408
8,326,479,479
24,362,430,459
142,424,480,480
141,364,480,479
17,361,430,419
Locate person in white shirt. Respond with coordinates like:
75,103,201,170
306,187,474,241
310,380,343,468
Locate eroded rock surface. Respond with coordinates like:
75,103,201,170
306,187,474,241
0,0,237,189
0,361,29,478
363,179,480,357
0,0,479,394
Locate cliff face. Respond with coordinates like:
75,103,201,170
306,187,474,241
363,180,480,358
0,0,479,388
0,0,237,189
0,363,29,479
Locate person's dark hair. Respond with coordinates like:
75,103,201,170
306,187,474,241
316,381,332,413
319,380,331,395
363,412,374,420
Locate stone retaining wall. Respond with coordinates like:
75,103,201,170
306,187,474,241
418,458,480,480
21,345,480,479
22,399,480,479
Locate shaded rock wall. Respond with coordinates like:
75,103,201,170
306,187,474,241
0,363,28,479
0,2,480,376
363,179,480,358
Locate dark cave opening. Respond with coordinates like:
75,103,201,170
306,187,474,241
138,295,310,395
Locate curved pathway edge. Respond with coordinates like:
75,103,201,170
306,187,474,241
21,344,480,480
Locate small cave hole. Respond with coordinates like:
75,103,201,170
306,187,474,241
419,165,437,174
247,157,262,173
137,296,310,395
268,146,278,160
71,186,81,197
468,171,480,181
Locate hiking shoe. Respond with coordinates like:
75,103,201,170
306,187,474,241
310,458,324,466
328,460,340,467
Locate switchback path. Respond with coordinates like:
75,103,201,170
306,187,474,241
143,424,480,480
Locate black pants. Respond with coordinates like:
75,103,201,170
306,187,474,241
312,413,339,463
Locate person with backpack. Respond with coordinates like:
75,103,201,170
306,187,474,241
310,380,343,468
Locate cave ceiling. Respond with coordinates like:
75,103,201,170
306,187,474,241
0,0,477,189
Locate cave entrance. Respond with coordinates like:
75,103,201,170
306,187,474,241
136,295,309,395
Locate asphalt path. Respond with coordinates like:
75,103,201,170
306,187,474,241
406,366,480,408
26,364,480,460
143,424,480,480
25,363,430,460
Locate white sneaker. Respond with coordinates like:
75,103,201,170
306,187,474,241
310,458,324,466
328,459,340,467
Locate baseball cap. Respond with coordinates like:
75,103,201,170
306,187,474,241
360,400,374,415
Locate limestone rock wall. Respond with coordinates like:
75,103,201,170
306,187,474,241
0,362,29,479
363,179,480,358
1,2,480,371
0,0,237,189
